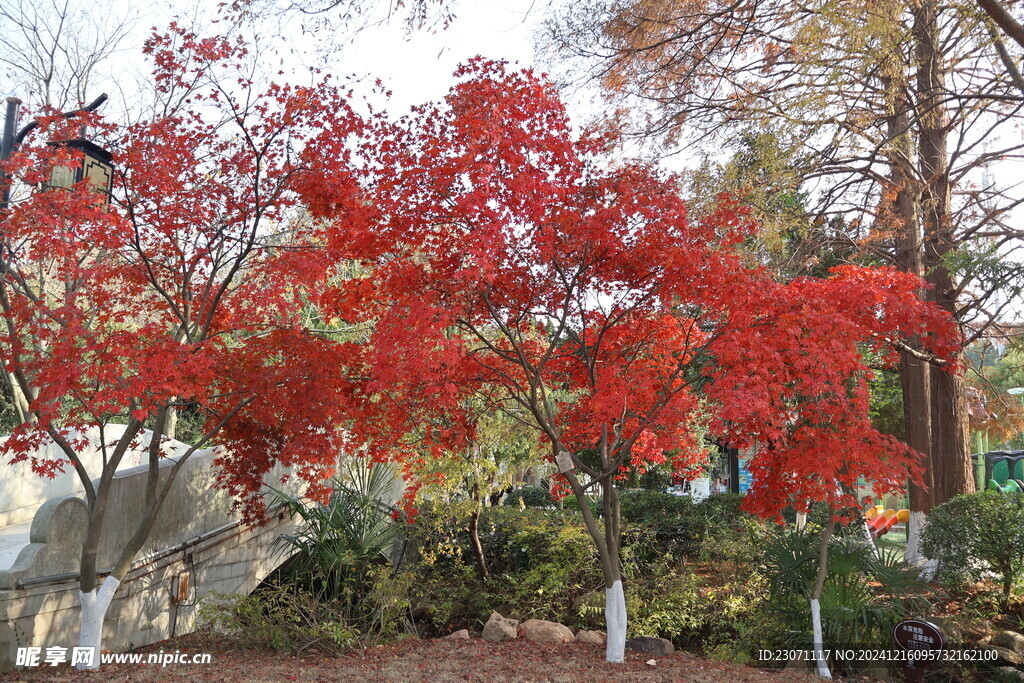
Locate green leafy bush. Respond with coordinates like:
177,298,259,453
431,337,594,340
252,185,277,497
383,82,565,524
922,490,1024,606
502,485,555,508
627,565,768,657
403,503,769,650
405,506,603,631
618,490,704,558
198,585,359,653
616,491,763,563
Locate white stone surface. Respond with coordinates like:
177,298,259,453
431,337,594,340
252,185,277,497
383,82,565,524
0,425,192,527
0,520,30,571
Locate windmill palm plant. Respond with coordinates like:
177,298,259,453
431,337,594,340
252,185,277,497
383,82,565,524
761,521,930,676
269,460,401,620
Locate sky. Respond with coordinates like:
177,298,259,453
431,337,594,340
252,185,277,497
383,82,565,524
0,0,561,130
1,0,1020,325
329,1,545,110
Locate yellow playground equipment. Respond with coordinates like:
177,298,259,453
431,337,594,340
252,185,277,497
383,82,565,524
866,506,910,539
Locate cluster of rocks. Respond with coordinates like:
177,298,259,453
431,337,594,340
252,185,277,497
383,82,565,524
442,612,675,657
977,628,1024,681
919,617,1024,680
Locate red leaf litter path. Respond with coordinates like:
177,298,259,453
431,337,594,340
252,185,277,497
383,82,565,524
2,636,825,682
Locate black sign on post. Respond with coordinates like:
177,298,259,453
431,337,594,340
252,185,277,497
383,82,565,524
893,619,946,683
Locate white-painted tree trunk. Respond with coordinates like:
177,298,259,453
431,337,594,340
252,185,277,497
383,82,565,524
905,510,926,564
861,520,880,558
605,580,627,663
810,598,832,679
77,576,120,670
905,511,940,580
795,511,807,532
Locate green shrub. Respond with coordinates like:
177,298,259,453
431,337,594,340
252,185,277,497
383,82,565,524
403,503,769,649
627,565,768,655
198,585,359,653
566,492,601,518
922,490,1024,606
618,490,704,558
404,506,604,632
502,486,555,508
616,491,764,563
697,494,769,564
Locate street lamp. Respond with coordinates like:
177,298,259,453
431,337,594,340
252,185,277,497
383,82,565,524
47,139,115,199
0,94,113,209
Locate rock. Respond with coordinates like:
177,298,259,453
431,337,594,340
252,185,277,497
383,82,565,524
645,659,657,666
575,629,605,645
988,645,1024,666
443,629,470,640
994,666,1024,682
927,616,963,644
626,636,675,656
520,619,575,644
994,631,1024,656
482,612,519,642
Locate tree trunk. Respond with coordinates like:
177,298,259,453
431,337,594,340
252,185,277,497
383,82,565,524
601,473,626,663
74,409,189,666
2,370,32,424
810,517,835,680
914,0,974,507
566,475,626,662
882,44,935,562
468,506,489,580
560,436,626,663
903,349,934,565
929,363,973,502
165,405,177,441
605,578,627,663
77,575,120,670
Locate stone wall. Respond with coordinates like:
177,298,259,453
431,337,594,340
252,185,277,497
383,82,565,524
0,441,304,670
0,426,190,527
0,512,294,669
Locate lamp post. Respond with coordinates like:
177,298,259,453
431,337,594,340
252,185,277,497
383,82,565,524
0,93,113,211
0,94,113,425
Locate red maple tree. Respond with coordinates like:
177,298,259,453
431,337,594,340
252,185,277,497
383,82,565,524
1,27,959,665
304,60,960,663
0,28,364,666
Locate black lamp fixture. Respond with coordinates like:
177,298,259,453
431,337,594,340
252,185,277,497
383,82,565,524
47,138,114,201
1,94,112,209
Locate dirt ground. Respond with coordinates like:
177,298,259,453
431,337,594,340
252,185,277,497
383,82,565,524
2,634,822,682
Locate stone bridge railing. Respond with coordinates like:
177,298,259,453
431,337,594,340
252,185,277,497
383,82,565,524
0,440,301,670
0,425,186,528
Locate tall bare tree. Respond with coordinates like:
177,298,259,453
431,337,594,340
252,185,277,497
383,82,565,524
0,0,136,110
976,0,1024,94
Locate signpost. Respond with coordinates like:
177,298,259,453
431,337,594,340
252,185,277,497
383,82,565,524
893,619,946,682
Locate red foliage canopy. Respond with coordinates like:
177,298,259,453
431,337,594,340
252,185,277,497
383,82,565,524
1,36,958,528
307,59,959,521
0,28,366,518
